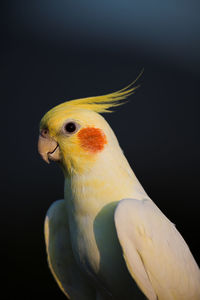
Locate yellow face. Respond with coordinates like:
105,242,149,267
38,79,139,175
38,108,108,175
38,78,139,175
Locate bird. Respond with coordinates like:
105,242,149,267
38,80,200,300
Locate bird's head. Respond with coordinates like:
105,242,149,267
38,82,138,176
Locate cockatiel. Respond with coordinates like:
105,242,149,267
38,82,200,300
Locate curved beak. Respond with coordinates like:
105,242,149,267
38,130,60,164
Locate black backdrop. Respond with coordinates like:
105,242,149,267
2,1,200,299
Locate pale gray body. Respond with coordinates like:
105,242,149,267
40,98,200,299
45,195,200,300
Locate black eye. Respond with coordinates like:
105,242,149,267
64,122,77,133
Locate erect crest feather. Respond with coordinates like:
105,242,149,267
44,71,143,123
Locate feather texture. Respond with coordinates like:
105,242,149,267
41,71,143,128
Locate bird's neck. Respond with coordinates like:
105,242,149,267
64,145,148,218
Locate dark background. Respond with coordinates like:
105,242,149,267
2,1,200,299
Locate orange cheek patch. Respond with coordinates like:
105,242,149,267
78,127,107,153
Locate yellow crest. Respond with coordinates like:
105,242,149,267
41,71,143,127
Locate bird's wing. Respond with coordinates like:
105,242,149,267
44,199,95,299
114,198,200,300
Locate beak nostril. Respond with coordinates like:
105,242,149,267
40,128,49,138
38,132,60,163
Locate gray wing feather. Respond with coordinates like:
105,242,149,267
44,199,95,299
114,198,200,300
